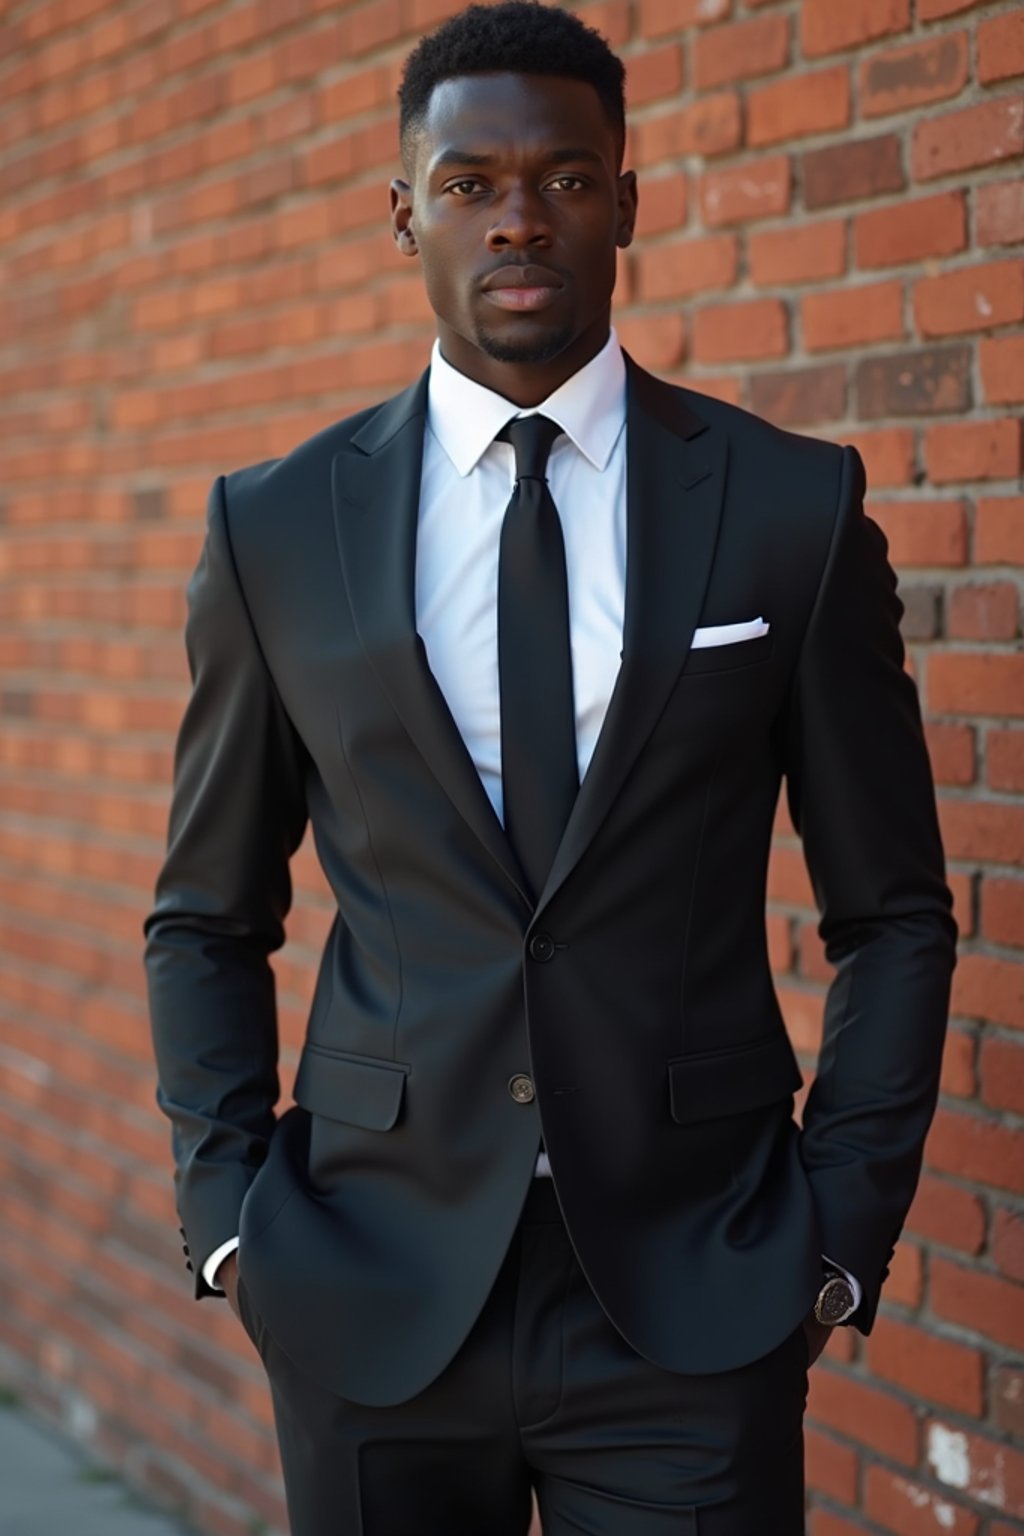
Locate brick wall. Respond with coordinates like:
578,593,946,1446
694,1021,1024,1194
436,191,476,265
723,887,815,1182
0,0,1021,1532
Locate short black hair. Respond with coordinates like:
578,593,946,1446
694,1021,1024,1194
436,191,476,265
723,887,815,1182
398,2,626,165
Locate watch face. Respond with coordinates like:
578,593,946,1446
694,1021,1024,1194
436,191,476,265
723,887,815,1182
817,1276,856,1325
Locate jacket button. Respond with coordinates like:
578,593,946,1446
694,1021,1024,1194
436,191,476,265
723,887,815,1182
529,932,555,963
508,1074,535,1104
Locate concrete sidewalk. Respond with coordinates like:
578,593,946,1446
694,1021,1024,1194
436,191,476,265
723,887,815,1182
0,1402,196,1536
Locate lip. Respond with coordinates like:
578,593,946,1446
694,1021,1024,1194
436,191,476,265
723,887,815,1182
482,286,561,312
480,263,565,293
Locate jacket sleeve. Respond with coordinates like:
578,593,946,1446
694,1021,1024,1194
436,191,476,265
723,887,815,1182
785,444,957,1333
144,474,308,1298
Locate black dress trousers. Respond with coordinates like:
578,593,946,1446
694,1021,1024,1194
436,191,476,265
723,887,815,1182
237,1178,809,1536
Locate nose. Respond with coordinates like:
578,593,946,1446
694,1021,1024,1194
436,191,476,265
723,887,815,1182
485,184,552,251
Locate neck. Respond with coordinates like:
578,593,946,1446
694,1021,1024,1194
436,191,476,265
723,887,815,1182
435,317,611,407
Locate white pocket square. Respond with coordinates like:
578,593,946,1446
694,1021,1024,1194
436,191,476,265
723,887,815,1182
690,617,770,650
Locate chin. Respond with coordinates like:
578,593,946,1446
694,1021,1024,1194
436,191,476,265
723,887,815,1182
475,320,575,366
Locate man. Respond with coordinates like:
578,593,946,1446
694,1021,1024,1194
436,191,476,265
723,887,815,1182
144,4,957,1532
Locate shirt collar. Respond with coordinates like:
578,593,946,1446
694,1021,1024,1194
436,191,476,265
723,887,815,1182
426,329,627,477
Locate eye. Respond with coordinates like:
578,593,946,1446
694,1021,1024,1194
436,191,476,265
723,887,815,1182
446,178,486,196
546,174,586,191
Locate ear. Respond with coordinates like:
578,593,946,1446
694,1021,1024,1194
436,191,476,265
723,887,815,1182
615,169,638,250
390,178,418,257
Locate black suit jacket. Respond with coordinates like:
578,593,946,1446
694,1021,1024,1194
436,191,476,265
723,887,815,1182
144,357,956,1407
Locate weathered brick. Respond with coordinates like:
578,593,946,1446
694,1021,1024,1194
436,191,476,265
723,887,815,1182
870,498,971,567
867,1316,984,1415
906,1174,986,1255
924,1420,1024,1520
948,581,1020,642
993,1207,1024,1283
808,1370,919,1465
924,722,976,785
635,233,739,300
859,31,970,117
804,133,904,209
749,364,846,425
975,498,1024,566
855,344,971,420
988,729,1024,793
700,155,790,225
638,0,729,37
977,178,1024,248
980,1035,1024,1117
864,1466,980,1536
977,11,1024,86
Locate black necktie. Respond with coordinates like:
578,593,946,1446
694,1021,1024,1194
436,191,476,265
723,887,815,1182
496,415,579,901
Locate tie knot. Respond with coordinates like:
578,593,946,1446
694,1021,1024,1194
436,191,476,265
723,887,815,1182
497,414,562,481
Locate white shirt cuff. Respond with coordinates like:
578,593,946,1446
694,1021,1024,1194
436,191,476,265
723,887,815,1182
823,1253,862,1312
202,1236,240,1293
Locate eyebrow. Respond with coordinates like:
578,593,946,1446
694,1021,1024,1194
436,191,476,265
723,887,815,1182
431,147,606,171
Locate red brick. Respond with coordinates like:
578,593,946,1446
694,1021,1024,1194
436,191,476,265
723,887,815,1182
957,940,1019,1026
844,427,916,487
865,1466,979,1536
627,43,685,107
633,171,688,237
939,801,1024,868
859,31,970,117
748,219,846,285
949,871,974,939
994,1367,1024,1440
810,1512,867,1536
749,364,846,426
924,723,976,786
802,280,904,351
869,500,967,567
924,419,1022,484
924,1419,1024,1521
913,97,1024,182
635,93,742,165
700,155,790,226
638,0,729,36
988,730,1024,793
804,133,904,209
941,1028,977,1099
926,1105,1024,1192
808,1370,919,1464
635,234,739,301
801,0,910,58
948,581,1020,642
747,66,850,147
930,654,1024,720
915,261,1024,339
975,498,1024,566
692,298,788,362
856,345,971,419
981,336,1024,406
867,1315,984,1415
993,1207,1024,1283
978,12,1024,86
919,0,995,16
980,1035,1024,1116
693,14,789,89
855,191,967,269
806,1426,859,1504
614,313,687,372
888,1238,925,1306
906,1174,986,1256
977,178,1024,248
577,0,631,46
932,1255,1024,1351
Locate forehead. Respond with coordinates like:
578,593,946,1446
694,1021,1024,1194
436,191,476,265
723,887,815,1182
419,72,616,165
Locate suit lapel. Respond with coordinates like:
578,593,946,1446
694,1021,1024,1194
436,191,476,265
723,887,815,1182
536,359,728,915
332,373,530,905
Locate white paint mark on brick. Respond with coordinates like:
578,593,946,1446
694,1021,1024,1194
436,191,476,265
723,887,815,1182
928,1423,970,1489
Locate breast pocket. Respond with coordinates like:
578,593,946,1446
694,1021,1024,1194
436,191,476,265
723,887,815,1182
680,633,774,676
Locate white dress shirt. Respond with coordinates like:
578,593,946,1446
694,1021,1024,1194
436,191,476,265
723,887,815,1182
203,330,860,1314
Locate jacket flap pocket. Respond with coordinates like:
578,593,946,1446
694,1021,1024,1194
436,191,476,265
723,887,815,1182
294,1044,409,1131
668,1034,802,1125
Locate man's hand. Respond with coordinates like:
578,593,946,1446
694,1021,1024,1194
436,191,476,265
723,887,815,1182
802,1312,832,1367
218,1251,242,1322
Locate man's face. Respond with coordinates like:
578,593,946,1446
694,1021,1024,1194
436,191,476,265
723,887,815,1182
391,72,637,400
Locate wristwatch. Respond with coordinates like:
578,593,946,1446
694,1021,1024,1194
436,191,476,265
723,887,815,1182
813,1268,858,1326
